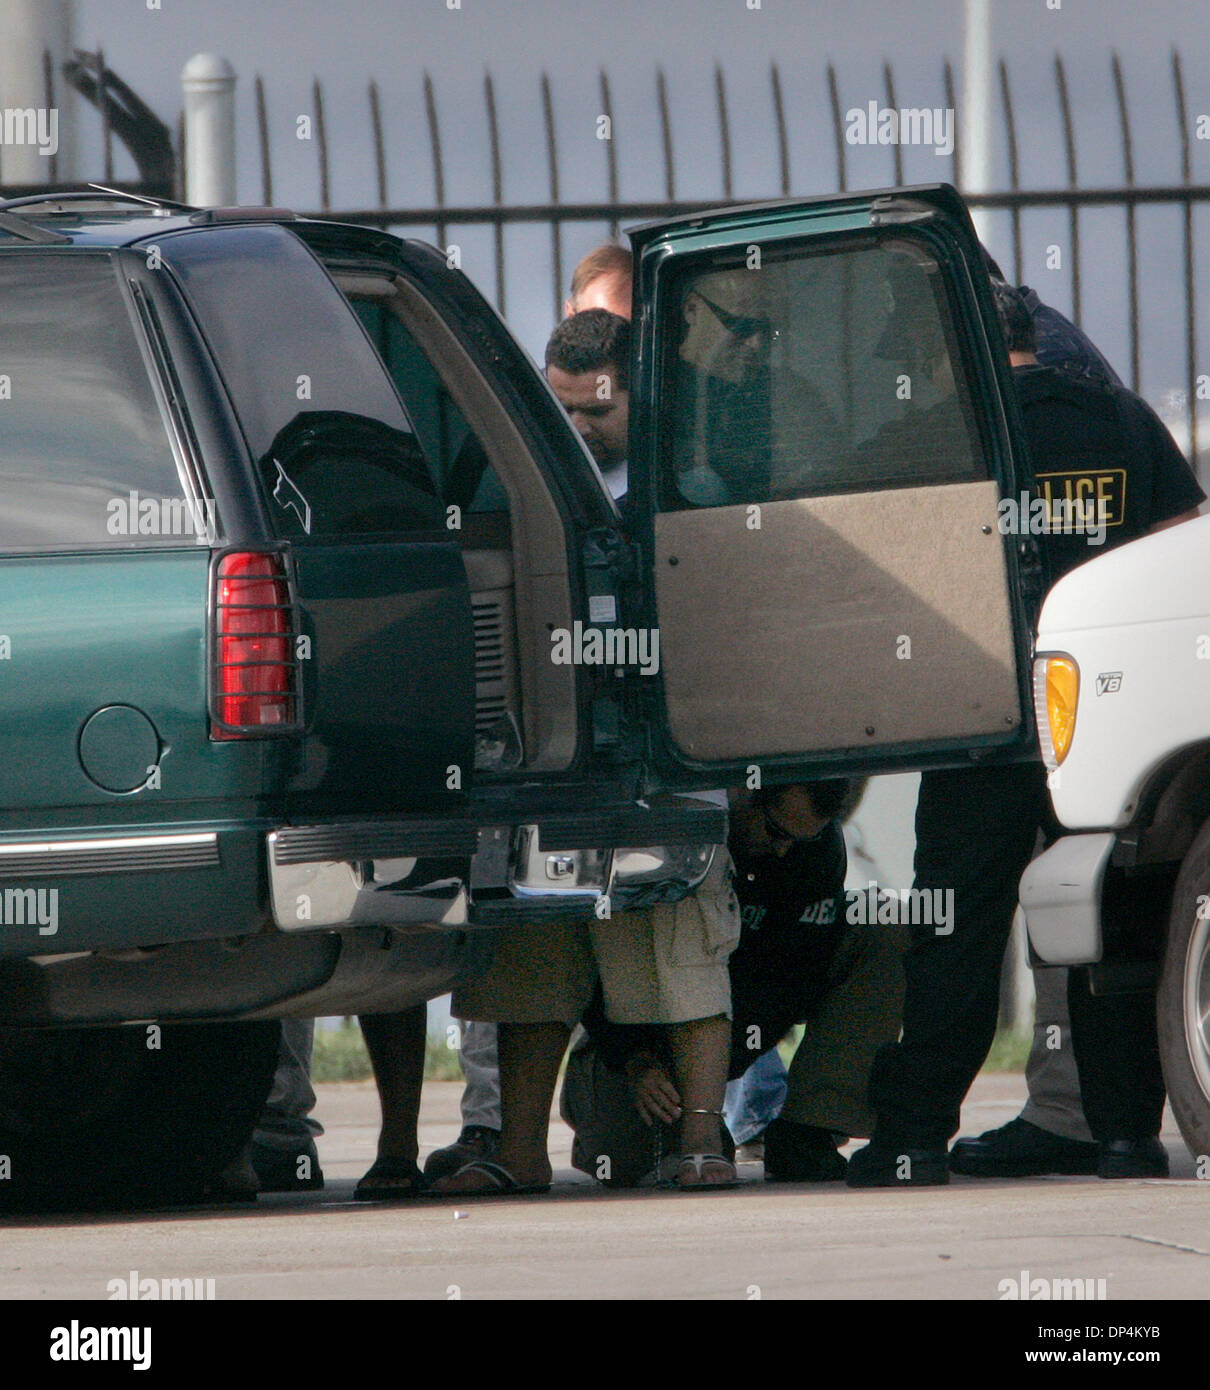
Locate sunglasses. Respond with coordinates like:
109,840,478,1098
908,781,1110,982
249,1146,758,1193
761,803,801,848
694,291,773,343
757,798,827,850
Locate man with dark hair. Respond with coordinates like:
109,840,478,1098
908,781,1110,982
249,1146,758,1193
982,249,1122,387
545,309,631,500
990,277,1036,356
848,281,1204,1188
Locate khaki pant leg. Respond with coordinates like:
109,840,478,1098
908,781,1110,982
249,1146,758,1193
452,922,596,1028
1020,964,1094,1143
592,850,739,1025
780,922,907,1138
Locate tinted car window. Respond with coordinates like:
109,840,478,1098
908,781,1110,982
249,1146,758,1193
353,299,509,514
0,252,191,550
166,226,443,538
661,236,987,509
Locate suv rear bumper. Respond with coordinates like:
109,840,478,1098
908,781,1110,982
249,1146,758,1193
267,798,726,930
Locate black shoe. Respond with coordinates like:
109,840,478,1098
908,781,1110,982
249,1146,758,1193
949,1117,1098,1178
248,1138,324,1192
422,1124,501,1182
763,1119,847,1182
1097,1136,1169,1180
845,1139,949,1188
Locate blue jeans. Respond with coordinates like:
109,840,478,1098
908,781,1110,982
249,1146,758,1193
723,1047,787,1144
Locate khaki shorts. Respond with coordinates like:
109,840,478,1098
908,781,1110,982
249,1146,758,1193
452,850,740,1028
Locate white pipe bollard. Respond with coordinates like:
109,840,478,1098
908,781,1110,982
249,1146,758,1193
182,53,236,207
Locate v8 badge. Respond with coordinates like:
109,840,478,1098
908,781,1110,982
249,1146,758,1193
1096,671,1123,695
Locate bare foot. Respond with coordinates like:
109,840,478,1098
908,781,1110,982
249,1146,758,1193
430,1155,552,1196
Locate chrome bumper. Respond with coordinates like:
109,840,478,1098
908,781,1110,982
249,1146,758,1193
267,811,722,931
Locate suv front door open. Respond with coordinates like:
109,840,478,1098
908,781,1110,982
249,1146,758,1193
629,185,1039,789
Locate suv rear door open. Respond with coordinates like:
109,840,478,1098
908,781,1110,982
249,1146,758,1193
629,184,1040,790
283,221,726,917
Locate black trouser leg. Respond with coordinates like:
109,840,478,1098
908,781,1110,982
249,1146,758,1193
868,762,1050,1147
1067,860,1170,1142
1067,968,1164,1141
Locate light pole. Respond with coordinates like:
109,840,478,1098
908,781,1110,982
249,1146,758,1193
962,0,994,242
0,0,75,185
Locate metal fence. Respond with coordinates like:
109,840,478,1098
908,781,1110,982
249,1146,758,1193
244,50,1208,467
4,48,1207,466
0,48,175,201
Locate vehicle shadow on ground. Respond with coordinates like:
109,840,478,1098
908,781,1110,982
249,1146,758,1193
0,1145,1197,1227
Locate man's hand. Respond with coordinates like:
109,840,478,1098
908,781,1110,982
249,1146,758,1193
625,1053,682,1127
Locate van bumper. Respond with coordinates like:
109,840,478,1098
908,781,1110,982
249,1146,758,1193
1019,832,1116,966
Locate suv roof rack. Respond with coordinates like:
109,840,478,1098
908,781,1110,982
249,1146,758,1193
0,186,194,217
0,209,70,244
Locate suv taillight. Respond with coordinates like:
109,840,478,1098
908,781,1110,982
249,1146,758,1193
211,551,301,738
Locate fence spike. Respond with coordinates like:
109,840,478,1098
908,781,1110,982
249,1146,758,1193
883,61,903,186
998,58,1022,285
313,77,330,211
541,72,563,323
827,63,846,192
1053,54,1081,326
369,79,387,210
423,72,448,252
715,65,733,201
484,70,506,316
600,69,619,239
1172,47,1199,470
770,63,790,197
656,68,675,202
255,75,273,206
1111,52,1140,392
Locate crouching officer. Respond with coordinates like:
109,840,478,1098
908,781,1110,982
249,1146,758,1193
561,780,908,1185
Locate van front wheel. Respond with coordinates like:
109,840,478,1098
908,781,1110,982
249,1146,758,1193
1157,820,1210,1165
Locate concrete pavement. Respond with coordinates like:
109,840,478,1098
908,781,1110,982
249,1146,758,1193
1,1074,1207,1300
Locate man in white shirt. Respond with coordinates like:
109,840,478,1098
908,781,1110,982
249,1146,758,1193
544,308,631,502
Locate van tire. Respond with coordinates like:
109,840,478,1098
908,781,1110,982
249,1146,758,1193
0,1020,280,1210
1157,818,1210,1166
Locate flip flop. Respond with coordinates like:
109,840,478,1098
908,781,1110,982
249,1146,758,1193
430,1159,551,1198
671,1153,740,1190
355,1155,427,1202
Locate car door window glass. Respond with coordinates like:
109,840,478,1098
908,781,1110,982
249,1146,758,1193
661,237,987,509
0,253,190,550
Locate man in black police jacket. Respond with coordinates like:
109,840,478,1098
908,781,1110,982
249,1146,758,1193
847,281,1204,1187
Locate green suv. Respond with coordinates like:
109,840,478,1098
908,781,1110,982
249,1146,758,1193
0,185,1042,1205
